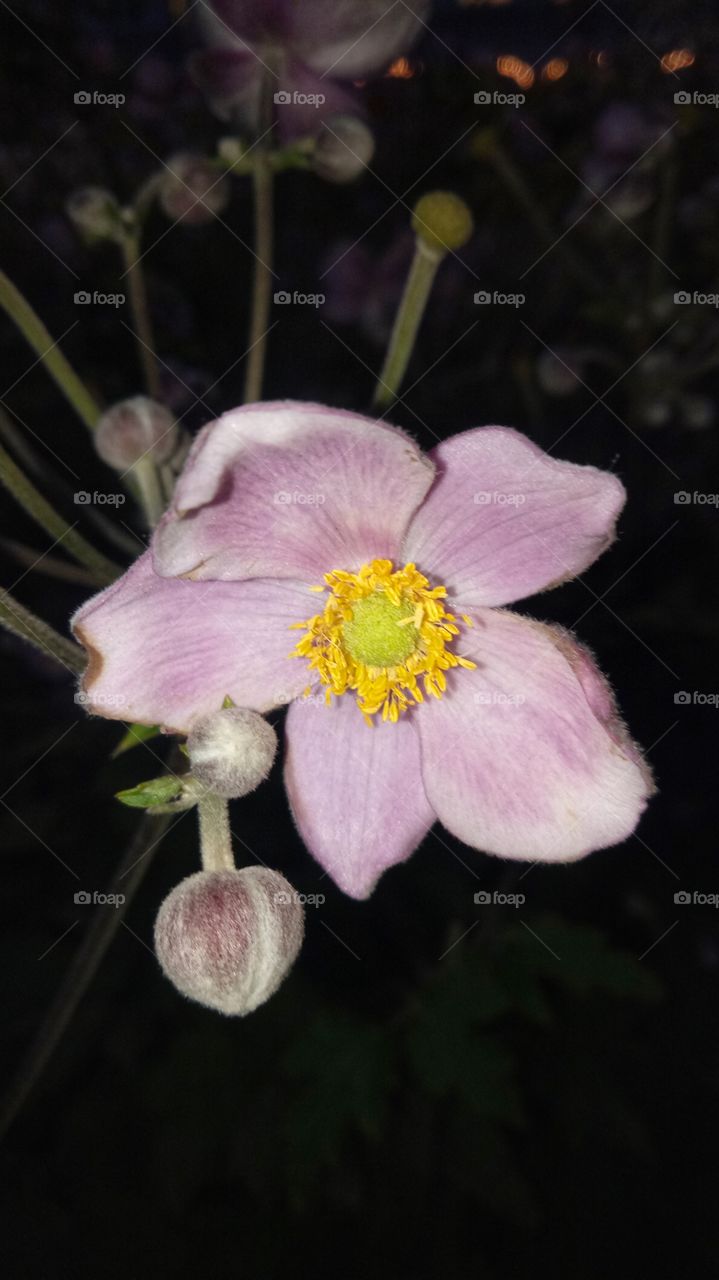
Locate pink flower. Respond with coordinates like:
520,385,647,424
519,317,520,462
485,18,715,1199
72,403,653,899
192,0,430,134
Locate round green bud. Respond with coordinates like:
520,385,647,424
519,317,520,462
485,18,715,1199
411,190,474,255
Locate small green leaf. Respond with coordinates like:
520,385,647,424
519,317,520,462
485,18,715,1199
115,776,183,808
221,694,235,709
111,723,162,757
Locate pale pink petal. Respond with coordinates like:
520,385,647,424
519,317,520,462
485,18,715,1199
416,608,653,861
153,401,434,582
71,552,314,732
294,0,431,79
284,693,435,898
402,427,626,606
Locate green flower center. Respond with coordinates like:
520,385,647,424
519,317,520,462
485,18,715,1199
341,591,419,668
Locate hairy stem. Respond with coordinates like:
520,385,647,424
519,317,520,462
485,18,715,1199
198,793,235,872
374,241,440,409
0,588,86,674
0,268,102,431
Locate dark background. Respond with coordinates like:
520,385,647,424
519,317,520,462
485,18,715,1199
0,1,717,1276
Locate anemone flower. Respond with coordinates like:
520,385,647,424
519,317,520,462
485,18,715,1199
72,402,653,898
192,0,430,134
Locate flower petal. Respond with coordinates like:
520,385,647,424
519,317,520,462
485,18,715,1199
402,426,626,606
284,693,435,898
416,608,653,861
153,401,434,583
293,0,431,79
71,552,313,732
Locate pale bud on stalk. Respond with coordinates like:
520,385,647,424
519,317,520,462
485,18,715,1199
154,867,305,1015
158,152,230,225
66,186,123,244
312,116,375,184
95,396,179,470
187,707,278,800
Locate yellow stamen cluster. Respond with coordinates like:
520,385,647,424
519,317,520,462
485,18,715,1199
290,559,476,724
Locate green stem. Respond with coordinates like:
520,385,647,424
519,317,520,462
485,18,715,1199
374,240,441,409
120,228,162,400
0,268,102,431
0,538,101,587
132,455,166,528
0,437,121,585
0,588,86,674
243,152,274,403
198,793,235,872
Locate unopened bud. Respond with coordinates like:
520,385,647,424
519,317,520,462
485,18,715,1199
187,707,277,799
154,867,304,1015
95,397,179,469
313,117,375,184
411,190,474,255
66,186,122,243
158,152,229,225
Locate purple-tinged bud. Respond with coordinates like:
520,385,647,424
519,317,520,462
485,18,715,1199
313,117,375,184
95,396,179,469
158,152,229,225
154,867,304,1015
187,707,277,799
66,187,123,244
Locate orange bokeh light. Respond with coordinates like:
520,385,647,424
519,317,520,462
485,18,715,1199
496,55,535,89
660,49,695,74
542,58,569,82
386,57,415,79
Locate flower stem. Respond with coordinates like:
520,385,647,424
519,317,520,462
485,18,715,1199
132,455,166,528
0,587,86,674
374,240,441,409
120,227,163,400
243,152,274,403
0,436,121,584
198,793,235,872
0,268,102,431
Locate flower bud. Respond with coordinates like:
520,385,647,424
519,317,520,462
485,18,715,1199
154,867,304,1015
158,152,229,225
187,707,277,799
66,186,122,244
313,117,375,184
411,190,474,255
95,397,179,469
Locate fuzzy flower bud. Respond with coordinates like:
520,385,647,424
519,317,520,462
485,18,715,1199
187,707,277,799
411,191,474,256
66,186,122,244
313,117,375,184
95,397,179,470
158,152,229,225
154,867,304,1015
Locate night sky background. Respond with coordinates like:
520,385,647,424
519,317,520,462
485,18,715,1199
0,1,717,1276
